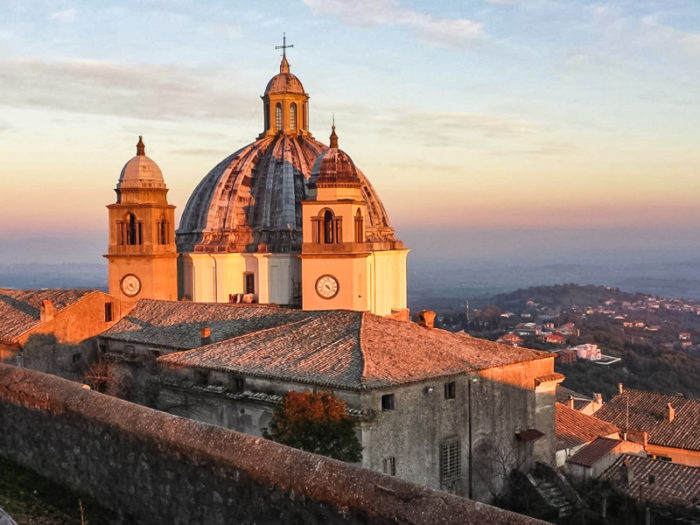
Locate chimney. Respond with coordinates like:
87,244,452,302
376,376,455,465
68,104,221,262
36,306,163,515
642,431,649,448
667,403,675,423
40,300,56,322
623,457,634,487
201,326,211,346
618,382,624,395
416,309,436,329
567,395,575,410
594,393,603,405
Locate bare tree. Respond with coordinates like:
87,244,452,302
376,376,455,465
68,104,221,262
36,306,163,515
82,357,124,395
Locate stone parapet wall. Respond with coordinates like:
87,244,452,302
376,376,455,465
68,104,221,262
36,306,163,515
0,364,544,524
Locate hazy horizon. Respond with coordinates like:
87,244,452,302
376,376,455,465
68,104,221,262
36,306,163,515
3,226,699,308
2,225,697,266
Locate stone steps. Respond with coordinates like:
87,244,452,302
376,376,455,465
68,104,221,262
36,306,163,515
535,480,573,517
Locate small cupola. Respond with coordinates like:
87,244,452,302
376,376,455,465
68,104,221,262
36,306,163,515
117,136,166,191
261,34,310,137
310,124,361,188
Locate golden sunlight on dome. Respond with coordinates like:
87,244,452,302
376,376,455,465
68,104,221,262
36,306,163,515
117,136,165,190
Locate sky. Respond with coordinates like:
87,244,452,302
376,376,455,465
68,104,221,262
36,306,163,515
0,0,699,264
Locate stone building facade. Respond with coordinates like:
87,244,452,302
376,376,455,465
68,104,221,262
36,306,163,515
0,288,128,379
99,299,562,502
0,363,547,525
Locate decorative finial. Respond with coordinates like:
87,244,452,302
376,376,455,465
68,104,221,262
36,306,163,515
329,117,338,149
275,33,294,73
136,136,145,156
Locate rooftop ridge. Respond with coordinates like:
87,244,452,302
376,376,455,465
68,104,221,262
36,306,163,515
358,311,369,384
159,315,318,363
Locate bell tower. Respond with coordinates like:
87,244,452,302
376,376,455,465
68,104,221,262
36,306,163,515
106,137,177,302
301,126,408,315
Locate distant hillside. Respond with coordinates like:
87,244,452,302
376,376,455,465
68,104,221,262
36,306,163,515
437,283,700,399
487,284,649,311
0,263,107,290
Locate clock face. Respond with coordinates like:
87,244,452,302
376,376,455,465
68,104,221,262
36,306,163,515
315,274,339,299
120,274,141,297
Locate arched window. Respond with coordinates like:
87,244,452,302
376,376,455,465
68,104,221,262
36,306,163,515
354,209,364,243
304,103,308,130
126,213,138,245
290,103,297,131
323,210,334,244
275,103,283,132
264,102,270,131
158,215,168,245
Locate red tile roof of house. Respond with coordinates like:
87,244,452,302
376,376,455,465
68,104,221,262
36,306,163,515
556,402,619,450
567,437,622,467
594,388,700,452
0,288,95,343
158,309,551,390
601,454,700,511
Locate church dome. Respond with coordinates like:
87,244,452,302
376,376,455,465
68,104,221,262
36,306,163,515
264,56,305,95
176,58,399,255
310,126,361,186
118,136,165,189
177,135,397,254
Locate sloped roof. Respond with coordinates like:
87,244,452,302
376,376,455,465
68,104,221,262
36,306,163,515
158,309,551,390
0,288,94,343
601,454,700,511
100,299,316,350
594,388,700,451
556,385,594,411
567,437,622,467
556,402,619,450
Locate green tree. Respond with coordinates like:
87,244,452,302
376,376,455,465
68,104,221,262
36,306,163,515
263,391,362,462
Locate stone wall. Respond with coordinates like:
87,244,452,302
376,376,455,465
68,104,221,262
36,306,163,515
0,364,544,525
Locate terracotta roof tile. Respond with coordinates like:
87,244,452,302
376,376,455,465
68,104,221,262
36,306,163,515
594,388,700,451
100,299,315,349
158,308,552,390
159,311,363,388
0,288,94,343
567,437,622,467
601,454,700,510
556,402,619,450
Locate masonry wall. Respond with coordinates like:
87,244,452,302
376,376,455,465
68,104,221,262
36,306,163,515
17,291,130,346
0,364,544,525
361,366,556,503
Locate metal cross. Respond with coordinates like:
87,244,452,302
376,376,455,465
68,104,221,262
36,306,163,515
275,33,294,58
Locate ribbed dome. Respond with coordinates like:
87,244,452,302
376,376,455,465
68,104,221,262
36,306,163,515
264,56,306,95
176,135,397,254
311,148,361,186
264,72,305,95
117,137,165,190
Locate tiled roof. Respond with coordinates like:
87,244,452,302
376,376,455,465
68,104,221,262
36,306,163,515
556,385,594,411
556,402,619,450
0,288,94,343
567,437,622,467
100,299,315,350
594,388,700,451
158,309,551,390
601,454,700,511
